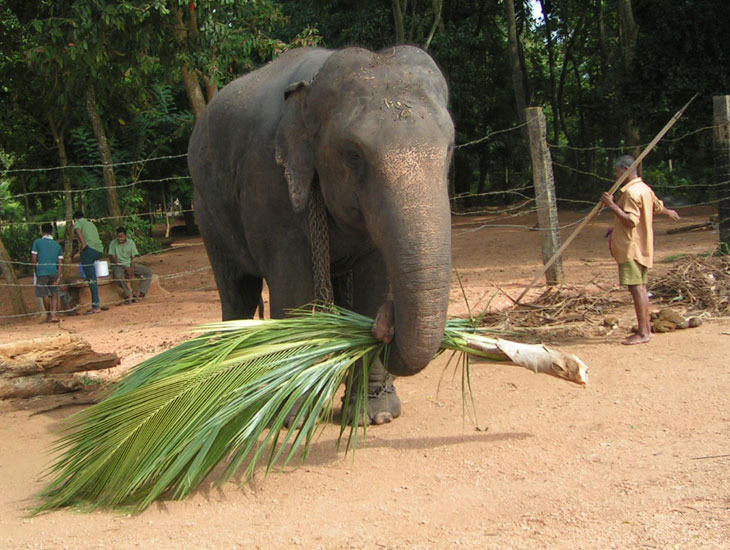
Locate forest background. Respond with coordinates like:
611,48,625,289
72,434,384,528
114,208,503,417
1,0,729,290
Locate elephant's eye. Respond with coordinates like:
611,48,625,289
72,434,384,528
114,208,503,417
344,147,362,168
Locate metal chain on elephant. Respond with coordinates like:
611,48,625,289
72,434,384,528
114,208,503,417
306,182,334,304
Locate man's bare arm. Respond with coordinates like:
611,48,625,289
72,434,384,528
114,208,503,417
75,228,87,250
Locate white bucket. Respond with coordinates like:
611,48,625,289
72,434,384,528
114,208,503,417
94,260,109,278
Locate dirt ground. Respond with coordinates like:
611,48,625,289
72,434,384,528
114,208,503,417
1,208,729,550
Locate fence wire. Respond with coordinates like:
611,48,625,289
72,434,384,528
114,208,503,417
1,153,188,174
1,115,728,321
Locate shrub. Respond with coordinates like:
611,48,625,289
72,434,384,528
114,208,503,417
1,223,40,276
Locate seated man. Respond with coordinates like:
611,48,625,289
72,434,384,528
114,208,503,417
108,227,154,304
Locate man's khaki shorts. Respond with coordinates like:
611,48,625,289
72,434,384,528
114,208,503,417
35,274,59,297
619,261,648,285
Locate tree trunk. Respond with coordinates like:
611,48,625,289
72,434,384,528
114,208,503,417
477,147,489,202
0,334,120,399
423,0,443,50
202,74,218,104
408,0,417,42
618,0,640,151
48,116,74,265
539,0,560,143
556,16,584,147
20,176,31,218
0,233,27,316
391,0,406,44
182,66,208,122
596,0,609,74
86,85,122,225
173,6,208,121
713,96,730,251
618,0,639,65
162,188,171,238
504,0,528,125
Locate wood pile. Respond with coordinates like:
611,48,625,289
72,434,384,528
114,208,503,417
650,256,730,315
483,286,626,330
0,334,119,399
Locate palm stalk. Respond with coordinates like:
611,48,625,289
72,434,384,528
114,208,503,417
35,306,587,513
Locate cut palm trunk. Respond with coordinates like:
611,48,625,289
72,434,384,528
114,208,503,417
442,320,588,385
35,307,588,513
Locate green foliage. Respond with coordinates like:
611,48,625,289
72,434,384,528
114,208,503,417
0,223,41,275
1,0,728,230
80,375,102,387
35,307,386,512
35,305,531,513
0,180,23,221
642,162,705,205
0,0,307,229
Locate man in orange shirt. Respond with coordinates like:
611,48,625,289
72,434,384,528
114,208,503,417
601,155,680,345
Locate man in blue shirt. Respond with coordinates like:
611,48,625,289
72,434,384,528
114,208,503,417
31,223,64,323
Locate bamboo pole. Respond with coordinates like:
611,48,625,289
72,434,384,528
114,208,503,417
514,93,699,305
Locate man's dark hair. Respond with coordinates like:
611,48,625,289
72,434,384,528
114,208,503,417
73,210,84,220
41,223,53,235
615,155,636,171
116,227,127,235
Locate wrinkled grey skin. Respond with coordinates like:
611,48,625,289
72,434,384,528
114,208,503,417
188,46,454,423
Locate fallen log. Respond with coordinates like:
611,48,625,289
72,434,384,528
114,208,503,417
666,221,712,234
0,334,119,399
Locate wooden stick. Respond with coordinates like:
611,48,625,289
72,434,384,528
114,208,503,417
514,94,699,305
666,222,712,234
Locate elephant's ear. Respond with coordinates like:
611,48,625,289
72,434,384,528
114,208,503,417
275,80,315,213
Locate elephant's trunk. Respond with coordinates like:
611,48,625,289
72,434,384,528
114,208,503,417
367,149,452,377
385,227,451,376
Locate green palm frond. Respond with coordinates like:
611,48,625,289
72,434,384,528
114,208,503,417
35,306,588,514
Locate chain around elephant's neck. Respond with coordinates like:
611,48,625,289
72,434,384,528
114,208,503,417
306,182,334,304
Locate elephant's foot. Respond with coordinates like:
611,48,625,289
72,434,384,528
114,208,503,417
281,396,306,430
342,373,401,426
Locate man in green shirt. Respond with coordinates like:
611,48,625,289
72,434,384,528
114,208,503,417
73,210,107,314
31,223,64,322
108,227,154,304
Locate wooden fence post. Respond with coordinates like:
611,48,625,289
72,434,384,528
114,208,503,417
713,96,730,251
526,106,564,285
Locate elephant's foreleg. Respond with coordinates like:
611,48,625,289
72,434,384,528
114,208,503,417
342,251,401,425
264,244,317,319
200,231,263,321
218,272,264,321
342,358,401,426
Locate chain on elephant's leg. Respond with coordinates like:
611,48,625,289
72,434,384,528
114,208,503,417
343,358,401,426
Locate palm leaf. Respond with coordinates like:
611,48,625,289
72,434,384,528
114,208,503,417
35,306,587,513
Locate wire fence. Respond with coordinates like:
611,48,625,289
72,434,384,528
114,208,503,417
0,263,215,320
1,122,726,226
1,109,728,320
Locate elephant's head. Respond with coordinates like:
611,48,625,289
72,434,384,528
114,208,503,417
275,46,454,376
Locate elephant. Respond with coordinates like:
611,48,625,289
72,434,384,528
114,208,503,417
187,46,454,425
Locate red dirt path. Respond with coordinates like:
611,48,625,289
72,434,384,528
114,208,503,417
1,208,728,549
